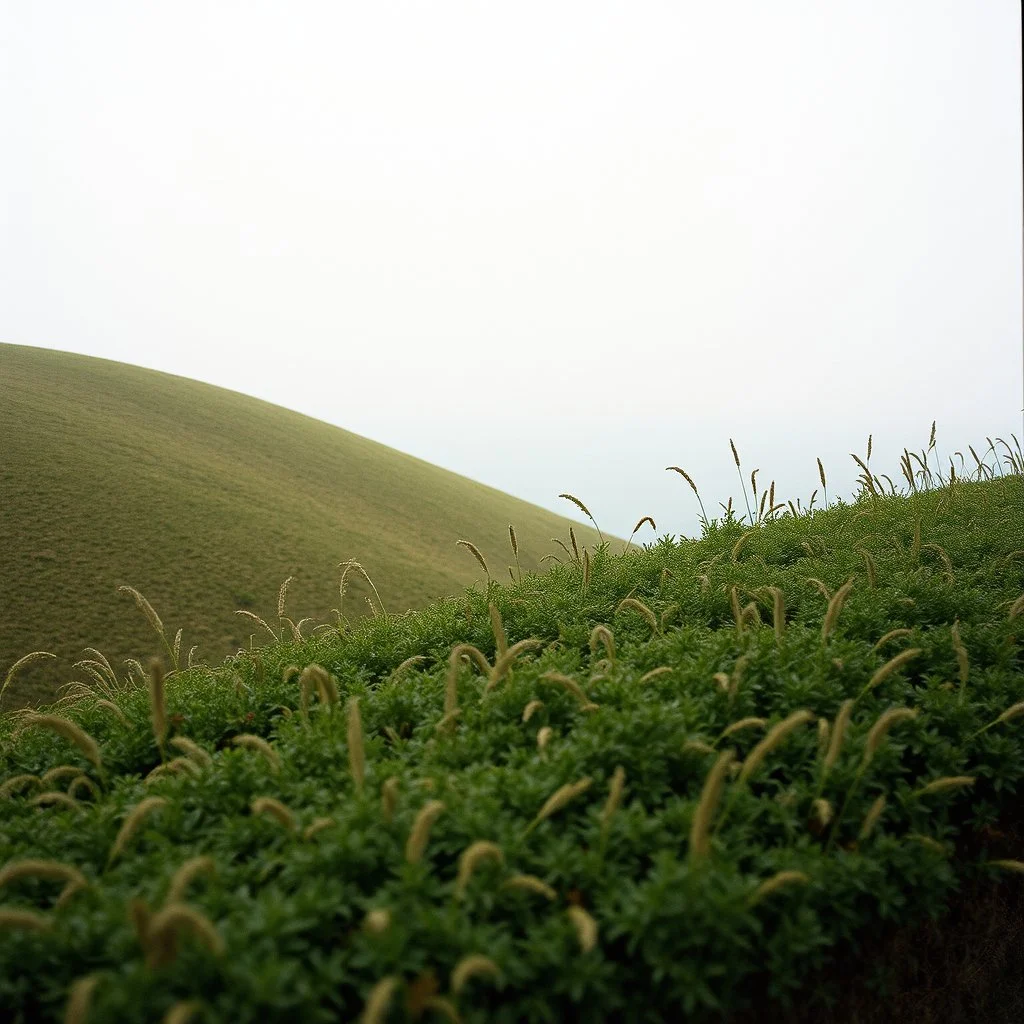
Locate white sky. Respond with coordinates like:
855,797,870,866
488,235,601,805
2,1,1021,539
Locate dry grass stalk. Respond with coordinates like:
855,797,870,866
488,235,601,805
338,559,388,618
277,576,293,618
811,798,833,829
0,859,88,896
864,648,922,696
616,597,659,636
95,699,128,725
109,797,168,864
569,526,580,562
147,902,225,966
822,699,855,776
599,766,626,843
859,795,887,839
163,1001,203,1024
360,977,399,1024
951,621,969,688
231,734,281,772
166,856,216,904
41,765,81,787
148,659,167,752
168,736,212,769
391,655,427,681
821,580,855,644
805,578,832,601
857,548,878,588
873,628,913,651
452,954,501,994
456,540,490,579
501,874,557,900
558,493,604,543
536,726,553,751
624,516,657,551
589,625,616,664
303,817,335,841
363,908,391,934
568,905,598,953
64,973,101,1024
31,791,81,812
118,585,165,637
0,907,51,931
915,775,975,797
381,777,400,823
525,778,593,835
739,710,815,783
863,708,919,766
539,671,599,712
816,718,830,759
455,841,504,899
488,604,509,658
719,717,766,741
405,800,446,863
689,749,735,860
639,666,672,684
665,466,709,524
684,739,717,756
347,698,365,795
301,665,338,707
522,699,544,722
22,714,102,769
729,586,743,633
251,797,296,830
761,587,785,643
582,547,591,594
747,870,810,906
0,774,40,799
731,531,753,563
486,639,543,692
0,651,56,710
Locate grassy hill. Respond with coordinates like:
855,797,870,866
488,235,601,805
0,453,1021,1021
0,344,607,708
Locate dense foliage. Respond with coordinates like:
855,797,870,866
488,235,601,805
1,459,1023,1022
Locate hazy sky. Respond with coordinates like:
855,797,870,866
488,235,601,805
3,1,1021,539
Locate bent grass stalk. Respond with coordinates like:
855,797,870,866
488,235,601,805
455,841,504,899
558,493,604,544
524,778,593,836
108,797,168,864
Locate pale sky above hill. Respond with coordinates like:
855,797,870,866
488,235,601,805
2,1,1022,540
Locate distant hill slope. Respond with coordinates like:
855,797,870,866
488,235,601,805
0,344,608,706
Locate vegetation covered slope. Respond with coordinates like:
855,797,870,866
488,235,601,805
0,452,1021,1022
0,344,605,707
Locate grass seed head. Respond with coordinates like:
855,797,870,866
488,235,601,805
148,659,167,749
600,766,626,842
821,580,855,644
23,714,102,769
381,776,400,823
0,774,40,799
251,797,296,830
363,908,391,934
915,775,975,798
167,856,216,904
360,977,399,1024
568,905,598,953
109,797,168,864
231,734,281,772
31,791,81,812
303,816,335,841
147,902,225,966
455,840,504,898
863,707,919,765
865,648,922,695
501,874,557,900
639,666,672,684
347,697,365,795
536,726,553,751
405,800,446,863
720,717,767,741
689,749,735,860
525,778,593,835
0,907,51,931
873,628,913,652
747,870,810,906
168,736,212,769
540,671,598,711
456,539,490,578
64,973,101,1024
163,1001,203,1024
451,954,501,994
859,794,887,840
739,711,815,783
616,597,659,636
0,858,87,892
823,699,855,775
488,604,509,658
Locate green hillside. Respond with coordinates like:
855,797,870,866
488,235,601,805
0,344,607,708
0,457,1022,1021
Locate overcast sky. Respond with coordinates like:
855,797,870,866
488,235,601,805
3,1,1021,539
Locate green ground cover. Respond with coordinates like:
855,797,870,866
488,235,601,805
0,344,604,708
0,444,1021,1022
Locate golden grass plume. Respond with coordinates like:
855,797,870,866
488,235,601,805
405,800,446,863
251,797,296,830
231,734,281,772
22,714,102,769
739,710,814,783
108,797,168,864
452,954,501,994
689,749,735,861
455,840,504,899
524,778,593,835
